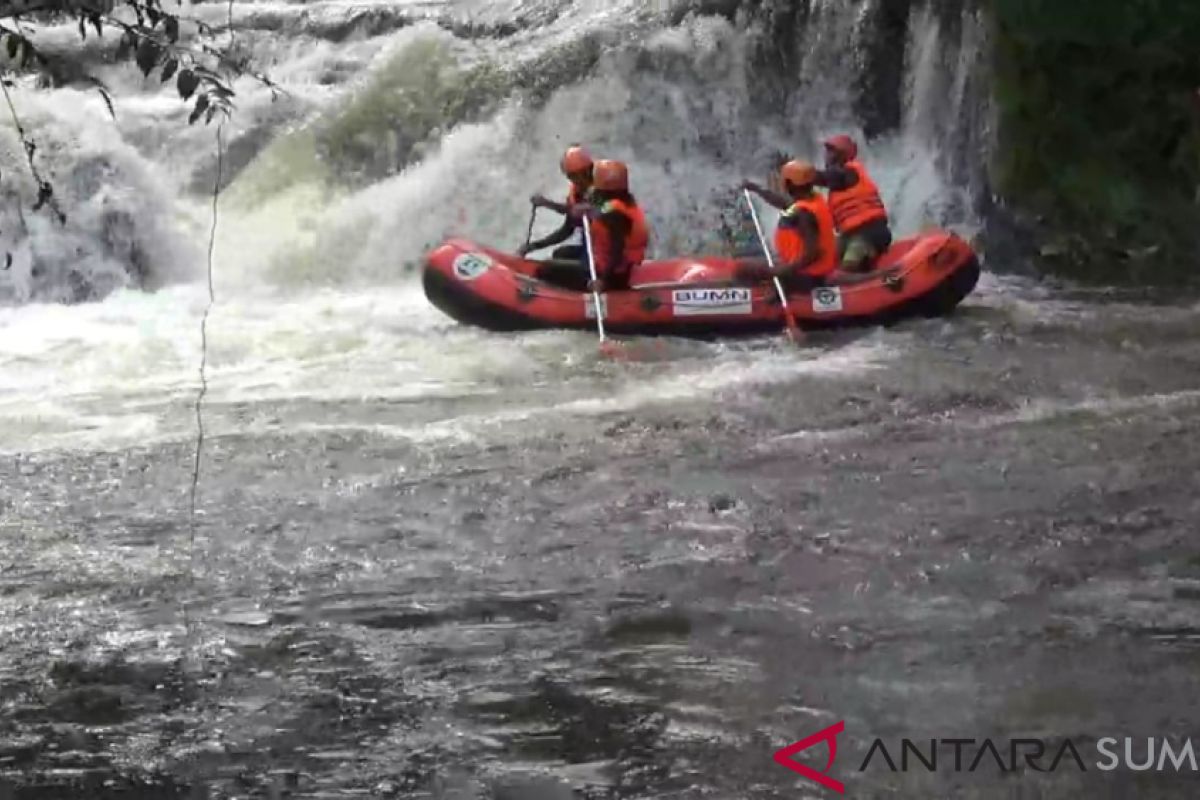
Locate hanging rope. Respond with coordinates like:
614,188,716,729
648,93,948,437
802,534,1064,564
184,121,223,663
182,0,234,670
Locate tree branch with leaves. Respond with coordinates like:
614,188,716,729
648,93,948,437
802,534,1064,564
0,0,279,238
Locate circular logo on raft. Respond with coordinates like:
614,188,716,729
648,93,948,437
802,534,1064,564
452,252,492,281
812,286,844,313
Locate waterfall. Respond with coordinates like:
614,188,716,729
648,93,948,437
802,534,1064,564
0,0,993,304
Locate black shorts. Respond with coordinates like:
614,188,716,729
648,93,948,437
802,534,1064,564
836,218,893,270
535,259,589,292
551,245,584,261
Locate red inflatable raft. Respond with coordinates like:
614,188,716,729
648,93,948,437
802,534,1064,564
422,230,980,336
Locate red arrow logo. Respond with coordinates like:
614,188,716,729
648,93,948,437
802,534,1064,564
774,720,845,794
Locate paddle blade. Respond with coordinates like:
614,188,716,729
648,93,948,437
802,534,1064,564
599,338,627,360
784,321,804,344
598,337,672,362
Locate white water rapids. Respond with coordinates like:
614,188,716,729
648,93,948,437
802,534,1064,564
0,0,990,454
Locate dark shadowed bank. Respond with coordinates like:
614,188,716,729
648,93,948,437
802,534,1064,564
985,0,1200,285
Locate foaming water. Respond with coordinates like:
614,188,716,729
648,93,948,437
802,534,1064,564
0,283,517,452
287,333,901,448
0,88,199,304
0,277,900,454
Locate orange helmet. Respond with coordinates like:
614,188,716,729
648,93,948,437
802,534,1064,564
823,134,857,162
780,159,817,188
592,159,628,192
560,145,593,176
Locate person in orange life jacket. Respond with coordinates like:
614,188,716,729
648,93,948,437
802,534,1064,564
736,159,837,292
518,145,596,261
714,149,793,257
571,160,650,293
815,134,893,272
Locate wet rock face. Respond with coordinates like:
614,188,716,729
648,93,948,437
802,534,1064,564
854,0,907,137
725,0,908,136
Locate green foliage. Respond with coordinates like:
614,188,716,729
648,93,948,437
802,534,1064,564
0,0,275,238
989,0,1200,281
0,1,266,125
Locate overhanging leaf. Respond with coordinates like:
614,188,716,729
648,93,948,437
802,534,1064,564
88,78,116,118
135,39,160,76
116,31,134,60
176,68,199,100
160,58,178,83
188,92,209,124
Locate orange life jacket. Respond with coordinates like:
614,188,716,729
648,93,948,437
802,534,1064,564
589,197,649,276
828,161,887,233
773,194,837,277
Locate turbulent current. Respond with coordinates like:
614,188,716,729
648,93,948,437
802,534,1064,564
2,1,1200,798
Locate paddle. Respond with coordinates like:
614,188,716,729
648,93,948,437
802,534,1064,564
521,205,537,252
580,212,618,355
743,188,802,343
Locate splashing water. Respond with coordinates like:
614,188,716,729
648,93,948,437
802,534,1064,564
0,89,199,304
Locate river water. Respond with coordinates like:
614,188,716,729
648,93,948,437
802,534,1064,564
3,1,1200,798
